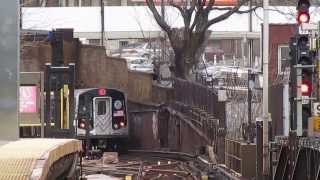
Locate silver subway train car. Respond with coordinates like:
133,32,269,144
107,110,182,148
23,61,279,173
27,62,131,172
74,88,128,152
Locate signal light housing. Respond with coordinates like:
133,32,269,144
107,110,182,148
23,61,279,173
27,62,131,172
297,0,310,24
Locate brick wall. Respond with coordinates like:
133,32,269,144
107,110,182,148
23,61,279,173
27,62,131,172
21,42,51,72
128,71,153,103
269,24,296,83
77,45,159,103
21,32,171,105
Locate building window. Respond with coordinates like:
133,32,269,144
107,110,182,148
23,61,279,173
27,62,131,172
59,0,67,6
62,0,79,6
278,45,290,73
80,0,91,6
119,41,129,48
91,0,100,6
88,39,101,45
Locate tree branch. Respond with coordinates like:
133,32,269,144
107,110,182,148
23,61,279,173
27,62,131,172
170,2,184,16
146,0,171,34
190,0,209,31
205,0,216,11
190,9,202,31
170,2,190,28
205,0,253,30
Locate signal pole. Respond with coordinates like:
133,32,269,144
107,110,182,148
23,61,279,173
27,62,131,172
262,0,270,179
100,0,105,46
248,0,253,143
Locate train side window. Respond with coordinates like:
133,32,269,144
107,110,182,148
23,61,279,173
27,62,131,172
79,95,85,108
97,101,106,115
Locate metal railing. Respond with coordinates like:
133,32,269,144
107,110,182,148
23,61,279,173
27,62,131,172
173,78,225,120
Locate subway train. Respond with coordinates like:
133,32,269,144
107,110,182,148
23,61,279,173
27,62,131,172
74,88,129,152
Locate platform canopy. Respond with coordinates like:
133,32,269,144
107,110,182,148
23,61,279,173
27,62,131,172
0,138,82,180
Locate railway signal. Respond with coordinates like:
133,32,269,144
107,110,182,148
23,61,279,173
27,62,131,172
297,0,310,24
298,33,314,134
297,34,313,98
289,33,315,135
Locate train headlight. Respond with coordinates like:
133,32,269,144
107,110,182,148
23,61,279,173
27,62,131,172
114,123,119,129
120,122,125,127
80,122,85,129
78,119,86,129
114,100,123,110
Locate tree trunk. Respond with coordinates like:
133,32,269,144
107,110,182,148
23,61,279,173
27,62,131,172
173,48,197,79
166,27,212,79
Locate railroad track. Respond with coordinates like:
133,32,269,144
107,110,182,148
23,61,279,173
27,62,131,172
80,150,213,180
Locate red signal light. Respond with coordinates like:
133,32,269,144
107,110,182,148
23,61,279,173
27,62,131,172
297,11,310,24
301,80,312,96
98,88,106,96
301,84,309,94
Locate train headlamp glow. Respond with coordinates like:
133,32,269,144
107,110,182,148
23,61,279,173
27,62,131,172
120,122,125,127
79,122,85,129
114,124,119,129
114,100,123,110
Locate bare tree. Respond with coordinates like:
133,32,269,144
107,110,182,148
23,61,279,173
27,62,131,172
146,0,260,79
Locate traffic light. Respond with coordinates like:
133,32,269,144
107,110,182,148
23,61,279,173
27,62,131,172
297,0,310,24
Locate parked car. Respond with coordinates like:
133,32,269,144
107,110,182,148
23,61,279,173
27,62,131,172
121,56,153,73
204,46,225,61
111,41,162,58
129,63,154,73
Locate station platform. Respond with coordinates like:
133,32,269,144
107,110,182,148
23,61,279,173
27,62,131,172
0,138,82,180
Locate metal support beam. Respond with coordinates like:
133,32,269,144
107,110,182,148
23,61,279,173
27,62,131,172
296,68,303,136
0,0,19,141
45,63,75,138
256,119,263,180
100,0,105,46
262,0,270,178
45,63,52,136
68,63,75,135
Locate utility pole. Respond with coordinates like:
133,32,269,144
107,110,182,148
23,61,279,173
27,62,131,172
319,21,320,101
187,0,191,7
247,0,253,143
262,0,270,179
100,0,105,46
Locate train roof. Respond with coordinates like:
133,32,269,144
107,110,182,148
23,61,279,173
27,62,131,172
75,88,125,96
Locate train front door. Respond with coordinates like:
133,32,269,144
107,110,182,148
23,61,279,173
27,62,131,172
93,97,112,135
